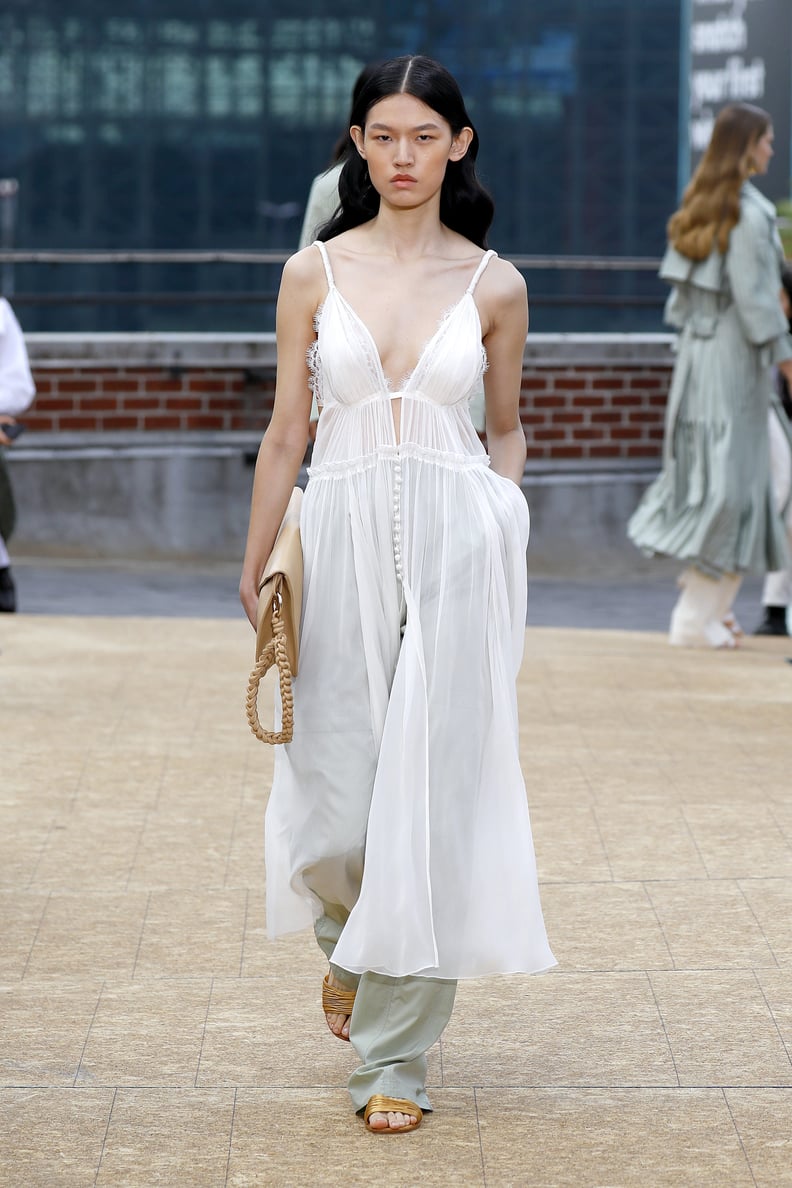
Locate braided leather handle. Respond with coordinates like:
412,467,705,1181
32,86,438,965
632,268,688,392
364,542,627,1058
245,602,295,744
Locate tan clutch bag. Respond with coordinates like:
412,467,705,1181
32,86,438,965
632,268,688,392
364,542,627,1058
245,487,303,743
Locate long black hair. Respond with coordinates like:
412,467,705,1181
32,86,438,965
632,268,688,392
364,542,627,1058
318,55,494,248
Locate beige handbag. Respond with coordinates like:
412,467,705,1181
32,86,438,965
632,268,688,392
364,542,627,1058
245,487,303,743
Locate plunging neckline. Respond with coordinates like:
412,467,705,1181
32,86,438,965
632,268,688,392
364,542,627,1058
330,286,478,394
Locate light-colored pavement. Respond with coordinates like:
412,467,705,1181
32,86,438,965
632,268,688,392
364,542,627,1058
2,614,792,1186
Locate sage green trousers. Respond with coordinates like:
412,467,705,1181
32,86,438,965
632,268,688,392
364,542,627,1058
315,912,457,1113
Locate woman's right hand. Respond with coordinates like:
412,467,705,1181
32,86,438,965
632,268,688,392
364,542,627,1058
778,358,792,389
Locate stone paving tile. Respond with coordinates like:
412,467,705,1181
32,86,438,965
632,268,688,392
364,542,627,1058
725,1089,792,1188
654,765,781,805
0,891,48,981
75,980,212,1087
593,802,708,880
96,1088,235,1187
442,972,677,1087
754,968,792,1054
0,812,59,890
134,889,247,979
646,880,778,969
476,1088,754,1188
30,809,150,893
126,808,238,892
0,1088,115,1187
648,971,792,1087
540,882,672,971
239,893,329,980
682,804,792,879
0,981,104,1086
24,891,149,981
529,802,612,883
521,756,595,806
72,750,167,812
155,755,249,814
224,803,268,891
739,880,792,965
771,802,792,842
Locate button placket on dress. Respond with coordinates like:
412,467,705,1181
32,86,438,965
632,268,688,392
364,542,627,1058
392,449,404,584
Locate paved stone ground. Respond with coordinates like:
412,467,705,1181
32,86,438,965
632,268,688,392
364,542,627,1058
1,610,791,1185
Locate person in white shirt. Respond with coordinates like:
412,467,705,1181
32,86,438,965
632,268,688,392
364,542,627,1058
0,297,36,612
754,264,792,635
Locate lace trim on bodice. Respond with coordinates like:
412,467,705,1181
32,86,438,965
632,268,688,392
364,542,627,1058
307,242,496,404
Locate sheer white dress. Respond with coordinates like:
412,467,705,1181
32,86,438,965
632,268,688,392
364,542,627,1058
264,242,555,980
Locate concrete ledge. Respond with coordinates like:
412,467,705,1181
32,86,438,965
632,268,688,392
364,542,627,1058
25,333,278,370
522,333,674,367
10,430,262,461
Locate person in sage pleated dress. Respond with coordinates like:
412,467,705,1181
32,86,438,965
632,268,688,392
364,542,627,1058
628,103,792,648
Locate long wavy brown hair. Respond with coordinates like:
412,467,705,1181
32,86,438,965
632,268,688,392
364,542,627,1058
668,103,771,260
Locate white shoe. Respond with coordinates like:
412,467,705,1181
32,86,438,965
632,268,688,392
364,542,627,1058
669,619,736,648
669,569,738,649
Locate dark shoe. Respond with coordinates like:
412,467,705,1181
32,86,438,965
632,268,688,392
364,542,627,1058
753,605,789,636
0,566,16,613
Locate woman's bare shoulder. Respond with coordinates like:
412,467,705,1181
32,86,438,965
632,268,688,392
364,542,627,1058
485,254,526,297
282,243,327,285
278,244,329,316
478,254,527,321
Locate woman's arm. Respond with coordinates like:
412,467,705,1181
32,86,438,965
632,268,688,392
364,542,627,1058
481,261,529,484
727,204,792,356
239,249,323,626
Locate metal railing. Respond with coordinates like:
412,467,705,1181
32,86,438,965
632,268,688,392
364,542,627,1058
0,248,665,310
0,249,662,269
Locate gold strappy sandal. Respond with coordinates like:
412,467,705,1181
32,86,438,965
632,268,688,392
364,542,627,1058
363,1095,423,1134
321,973,356,1042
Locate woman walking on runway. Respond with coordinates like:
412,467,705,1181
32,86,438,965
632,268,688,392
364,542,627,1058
240,54,554,1133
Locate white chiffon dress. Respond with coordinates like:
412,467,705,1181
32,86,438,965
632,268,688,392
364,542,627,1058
264,241,555,981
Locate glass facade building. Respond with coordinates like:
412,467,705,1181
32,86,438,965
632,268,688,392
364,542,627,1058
0,0,681,331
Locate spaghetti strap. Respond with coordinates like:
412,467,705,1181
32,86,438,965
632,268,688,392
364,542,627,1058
466,250,497,295
313,240,335,289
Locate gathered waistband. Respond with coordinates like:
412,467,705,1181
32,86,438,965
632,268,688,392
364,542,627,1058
308,442,491,481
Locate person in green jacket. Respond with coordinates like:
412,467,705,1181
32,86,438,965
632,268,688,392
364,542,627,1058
628,103,792,648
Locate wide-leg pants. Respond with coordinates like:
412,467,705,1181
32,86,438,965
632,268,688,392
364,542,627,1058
314,912,456,1112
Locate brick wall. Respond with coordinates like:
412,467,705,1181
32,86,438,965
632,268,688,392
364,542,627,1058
520,365,669,461
25,367,275,435
23,334,673,461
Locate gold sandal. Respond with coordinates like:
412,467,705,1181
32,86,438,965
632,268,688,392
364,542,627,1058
364,1095,423,1134
321,973,356,1042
